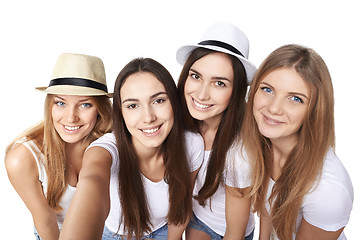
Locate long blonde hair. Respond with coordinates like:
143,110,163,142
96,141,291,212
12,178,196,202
243,44,335,239
6,94,112,210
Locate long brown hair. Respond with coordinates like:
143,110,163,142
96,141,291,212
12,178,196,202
177,48,248,206
6,94,112,210
113,58,192,239
243,44,335,239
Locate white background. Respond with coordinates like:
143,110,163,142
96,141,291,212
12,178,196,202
0,0,358,238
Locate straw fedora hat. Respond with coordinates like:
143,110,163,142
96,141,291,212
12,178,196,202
36,53,112,97
176,22,257,84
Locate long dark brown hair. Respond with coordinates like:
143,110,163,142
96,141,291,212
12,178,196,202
243,44,335,239
113,57,192,238
177,48,248,206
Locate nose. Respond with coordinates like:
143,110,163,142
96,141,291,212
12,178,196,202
268,96,283,115
142,105,156,123
197,82,211,101
66,107,79,123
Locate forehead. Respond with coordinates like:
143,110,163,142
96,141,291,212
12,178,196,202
53,95,94,101
191,52,233,76
120,72,166,97
260,68,310,95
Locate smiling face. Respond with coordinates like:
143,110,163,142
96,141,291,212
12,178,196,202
120,72,174,151
184,52,234,126
52,95,99,144
253,67,310,145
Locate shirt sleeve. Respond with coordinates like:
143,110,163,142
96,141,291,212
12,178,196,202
224,143,251,188
302,177,353,231
86,132,119,174
184,131,204,172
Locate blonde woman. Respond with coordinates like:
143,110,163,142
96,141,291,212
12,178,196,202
242,44,353,239
5,53,112,239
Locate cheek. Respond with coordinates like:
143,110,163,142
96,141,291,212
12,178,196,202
291,108,307,127
184,79,196,94
221,89,233,105
167,109,174,128
121,110,135,130
88,111,99,126
51,107,60,122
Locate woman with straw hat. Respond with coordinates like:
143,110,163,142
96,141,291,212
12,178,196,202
5,53,112,239
176,22,256,239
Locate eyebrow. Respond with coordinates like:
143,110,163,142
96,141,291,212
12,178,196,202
189,68,232,82
260,82,309,100
122,91,168,104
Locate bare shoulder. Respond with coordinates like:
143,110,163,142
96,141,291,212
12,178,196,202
83,146,112,164
5,143,38,179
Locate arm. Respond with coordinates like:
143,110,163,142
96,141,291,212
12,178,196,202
5,144,60,240
223,185,251,240
59,147,112,240
295,218,344,240
167,169,199,240
259,209,272,240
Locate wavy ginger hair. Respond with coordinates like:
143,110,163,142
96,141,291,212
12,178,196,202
242,44,335,239
6,94,112,210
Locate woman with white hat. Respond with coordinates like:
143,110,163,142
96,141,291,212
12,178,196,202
176,22,256,239
242,44,353,239
61,57,204,240
5,53,112,239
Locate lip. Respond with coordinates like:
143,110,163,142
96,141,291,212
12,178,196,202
140,124,162,136
63,125,82,133
263,114,284,126
191,97,213,111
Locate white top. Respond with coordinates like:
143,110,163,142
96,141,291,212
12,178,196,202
192,144,255,237
265,149,353,240
18,139,76,228
87,131,204,235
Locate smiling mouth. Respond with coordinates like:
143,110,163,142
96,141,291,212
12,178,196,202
263,115,283,125
192,98,212,110
64,125,81,131
141,125,161,134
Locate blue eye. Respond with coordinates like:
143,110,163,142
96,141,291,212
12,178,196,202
290,96,304,103
261,87,272,93
55,101,65,107
81,103,93,108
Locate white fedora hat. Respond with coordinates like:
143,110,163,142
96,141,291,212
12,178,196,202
176,22,257,84
36,53,112,97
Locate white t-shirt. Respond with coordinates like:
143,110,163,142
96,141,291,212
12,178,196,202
265,149,353,240
87,131,204,235
192,144,255,237
18,139,76,228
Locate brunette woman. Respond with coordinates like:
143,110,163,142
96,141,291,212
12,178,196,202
63,57,204,240
176,22,257,240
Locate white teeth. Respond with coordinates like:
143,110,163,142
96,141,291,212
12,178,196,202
64,125,80,131
142,127,159,133
193,99,210,109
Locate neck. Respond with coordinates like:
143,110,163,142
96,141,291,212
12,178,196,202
65,140,89,161
135,145,164,182
200,119,220,151
270,136,298,180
